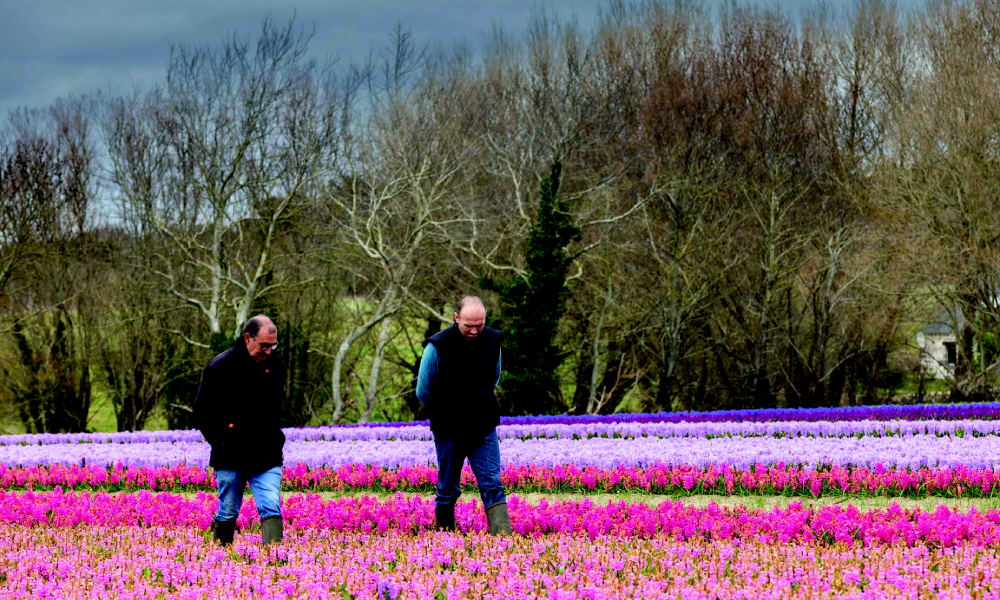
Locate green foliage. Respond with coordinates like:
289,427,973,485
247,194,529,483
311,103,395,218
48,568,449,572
974,314,1000,373
6,312,92,433
162,337,203,431
210,331,239,355
260,288,319,428
482,161,580,415
160,330,237,430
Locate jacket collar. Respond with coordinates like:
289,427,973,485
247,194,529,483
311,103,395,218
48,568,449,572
233,336,269,369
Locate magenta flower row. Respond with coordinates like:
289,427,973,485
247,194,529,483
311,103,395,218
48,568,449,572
2,461,1000,498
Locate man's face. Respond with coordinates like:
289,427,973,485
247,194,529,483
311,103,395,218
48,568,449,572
455,306,486,341
245,329,278,362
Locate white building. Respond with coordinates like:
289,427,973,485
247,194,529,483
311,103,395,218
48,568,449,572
916,308,962,380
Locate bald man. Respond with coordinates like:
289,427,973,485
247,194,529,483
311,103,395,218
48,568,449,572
416,296,511,535
194,315,287,546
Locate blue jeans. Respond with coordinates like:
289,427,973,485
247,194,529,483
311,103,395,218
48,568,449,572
435,429,506,509
214,466,283,522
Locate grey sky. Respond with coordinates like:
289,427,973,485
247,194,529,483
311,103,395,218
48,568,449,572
1,0,922,119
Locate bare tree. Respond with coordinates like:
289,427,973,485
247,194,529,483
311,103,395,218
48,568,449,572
319,33,477,423
0,100,99,433
883,0,1000,399
105,17,345,342
0,119,62,303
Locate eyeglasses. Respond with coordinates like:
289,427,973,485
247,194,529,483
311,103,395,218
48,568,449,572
252,336,279,351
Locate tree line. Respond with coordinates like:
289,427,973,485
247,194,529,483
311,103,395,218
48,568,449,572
1,0,996,432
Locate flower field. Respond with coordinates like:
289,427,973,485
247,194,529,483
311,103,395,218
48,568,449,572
2,403,1000,598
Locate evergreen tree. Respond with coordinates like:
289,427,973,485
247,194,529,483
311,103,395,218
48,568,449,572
162,338,201,430
482,160,580,415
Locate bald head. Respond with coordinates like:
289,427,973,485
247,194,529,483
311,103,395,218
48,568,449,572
456,296,486,317
243,315,276,337
454,296,487,341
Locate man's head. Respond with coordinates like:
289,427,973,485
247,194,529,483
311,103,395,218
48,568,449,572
454,296,487,341
243,315,278,362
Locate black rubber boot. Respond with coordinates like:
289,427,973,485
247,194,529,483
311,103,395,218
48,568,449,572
434,503,456,532
261,517,283,545
485,502,511,536
212,519,236,546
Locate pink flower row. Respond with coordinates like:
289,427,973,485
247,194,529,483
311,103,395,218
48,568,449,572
3,525,998,599
3,461,1000,498
3,488,1000,547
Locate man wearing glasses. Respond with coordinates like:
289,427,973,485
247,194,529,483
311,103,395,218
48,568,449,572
194,315,286,546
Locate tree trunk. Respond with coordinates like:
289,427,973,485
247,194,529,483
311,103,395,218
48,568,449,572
586,278,612,414
403,314,442,420
358,316,393,423
330,291,398,423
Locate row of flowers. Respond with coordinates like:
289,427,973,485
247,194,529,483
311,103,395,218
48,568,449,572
3,524,994,599
336,401,1000,426
3,435,999,470
4,462,1000,498
8,417,1000,446
2,489,999,547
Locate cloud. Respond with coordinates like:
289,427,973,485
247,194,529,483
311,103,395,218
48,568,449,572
0,0,925,119
0,0,601,118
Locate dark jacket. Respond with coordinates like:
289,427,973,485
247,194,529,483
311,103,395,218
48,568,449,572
425,323,502,442
193,340,286,472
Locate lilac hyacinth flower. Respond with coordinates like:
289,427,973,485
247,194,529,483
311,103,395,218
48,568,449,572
0,435,997,470
2,417,999,447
